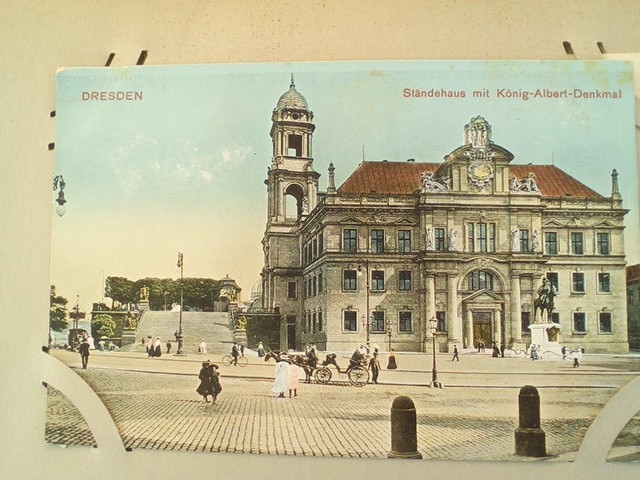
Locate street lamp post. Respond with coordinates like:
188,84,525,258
358,259,371,352
429,316,441,388
53,175,67,217
176,252,184,355
386,324,392,352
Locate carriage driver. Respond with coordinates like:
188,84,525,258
349,344,367,369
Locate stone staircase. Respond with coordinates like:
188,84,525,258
123,311,234,355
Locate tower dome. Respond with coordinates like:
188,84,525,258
275,76,308,110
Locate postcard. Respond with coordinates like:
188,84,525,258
47,60,640,463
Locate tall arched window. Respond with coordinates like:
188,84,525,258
468,270,494,291
284,183,304,219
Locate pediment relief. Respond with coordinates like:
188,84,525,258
542,219,565,228
338,216,366,225
592,220,617,228
392,217,417,226
462,289,504,303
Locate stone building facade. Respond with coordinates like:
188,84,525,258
261,82,629,354
626,264,640,350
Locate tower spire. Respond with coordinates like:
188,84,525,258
611,169,622,208
327,162,336,194
290,73,295,88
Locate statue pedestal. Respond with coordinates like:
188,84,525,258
121,329,137,346
233,329,247,346
527,323,562,358
137,300,149,311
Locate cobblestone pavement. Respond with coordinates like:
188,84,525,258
45,349,640,461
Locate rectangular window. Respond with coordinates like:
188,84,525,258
545,232,558,254
599,312,612,333
571,232,584,254
312,238,318,259
521,312,531,333
572,273,585,293
343,310,357,332
520,229,530,253
468,222,496,252
398,270,412,291
371,270,385,291
307,278,312,297
318,272,323,294
312,312,317,333
306,312,311,333
399,311,412,332
343,270,357,291
318,232,324,254
398,230,411,253
287,281,297,299
435,228,446,251
436,311,446,331
371,229,385,253
371,311,385,332
597,232,610,255
546,272,559,292
302,245,307,265
598,272,611,293
317,311,323,332
573,312,586,333
312,276,317,296
551,312,560,324
343,229,357,253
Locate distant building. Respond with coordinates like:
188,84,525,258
626,264,640,350
261,81,629,354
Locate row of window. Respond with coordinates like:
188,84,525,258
343,269,413,292
521,310,613,334
545,231,610,255
342,310,418,333
303,310,324,334
340,228,612,255
302,232,324,265
546,271,611,294
343,228,413,253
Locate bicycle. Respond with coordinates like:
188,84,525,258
222,354,248,367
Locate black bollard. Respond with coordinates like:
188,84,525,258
514,385,546,457
388,395,423,459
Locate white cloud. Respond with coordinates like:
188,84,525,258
220,146,253,166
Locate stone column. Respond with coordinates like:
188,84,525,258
466,308,474,349
425,274,436,338
447,274,461,345
494,308,502,345
510,275,522,344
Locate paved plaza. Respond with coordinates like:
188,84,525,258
45,349,640,462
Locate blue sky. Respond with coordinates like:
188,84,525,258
51,60,638,313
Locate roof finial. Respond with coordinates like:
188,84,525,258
290,73,295,89
611,168,622,208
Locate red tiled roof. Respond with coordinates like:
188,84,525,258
337,161,606,200
627,264,640,283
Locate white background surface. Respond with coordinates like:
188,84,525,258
2,2,640,479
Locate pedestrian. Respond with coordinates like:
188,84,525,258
210,363,222,403
196,360,213,403
147,336,155,357
199,341,207,355
572,348,582,368
166,340,172,354
387,348,398,369
155,337,162,357
451,345,459,361
530,344,538,361
561,345,567,360
231,342,239,366
257,341,265,357
271,353,290,398
240,344,245,357
289,356,302,397
492,343,500,358
480,341,485,353
500,343,505,358
78,338,90,369
368,351,381,383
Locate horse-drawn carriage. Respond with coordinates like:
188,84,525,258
264,350,370,387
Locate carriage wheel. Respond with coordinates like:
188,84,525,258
314,367,332,384
348,366,369,387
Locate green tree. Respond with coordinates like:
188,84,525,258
92,313,116,338
49,285,68,332
68,297,86,329
105,276,134,308
181,278,220,311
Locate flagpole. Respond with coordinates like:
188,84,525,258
176,252,184,355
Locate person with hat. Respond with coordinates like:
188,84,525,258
196,360,214,403
210,363,222,403
271,353,290,398
78,338,90,369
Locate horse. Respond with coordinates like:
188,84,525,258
533,294,555,324
264,350,315,383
